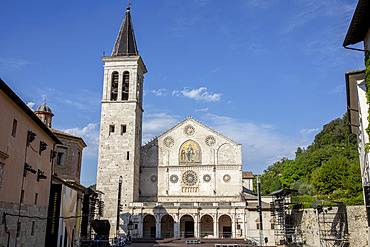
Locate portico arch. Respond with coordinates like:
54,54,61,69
200,214,214,238
161,214,174,238
143,214,156,238
180,215,194,238
219,215,232,238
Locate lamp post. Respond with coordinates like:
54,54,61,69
257,176,263,247
127,220,134,244
117,176,122,238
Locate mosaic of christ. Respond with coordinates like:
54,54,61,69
179,140,201,164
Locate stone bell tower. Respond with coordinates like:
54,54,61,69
96,6,147,236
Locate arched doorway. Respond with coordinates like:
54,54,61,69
180,215,194,238
200,215,214,238
219,215,232,238
143,214,156,238
161,214,174,238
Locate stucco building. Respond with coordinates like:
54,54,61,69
0,79,61,246
96,7,274,244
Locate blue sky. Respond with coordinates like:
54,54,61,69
1,0,365,187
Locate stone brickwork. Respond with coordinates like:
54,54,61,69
53,129,86,183
96,56,146,236
0,201,48,247
298,205,368,247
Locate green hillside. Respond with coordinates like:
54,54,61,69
256,113,363,206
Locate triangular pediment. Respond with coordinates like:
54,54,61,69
142,116,239,149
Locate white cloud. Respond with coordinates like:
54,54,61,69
142,113,180,143
330,84,345,94
62,123,99,157
172,90,180,96
180,87,221,102
26,102,35,111
300,128,320,135
195,108,208,112
210,68,220,73
146,88,168,96
282,1,355,33
0,57,30,71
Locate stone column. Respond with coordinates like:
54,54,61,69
213,216,218,238
174,214,179,238
242,212,246,239
117,72,123,100
194,213,199,238
156,214,161,238
232,213,237,238
103,70,110,100
138,214,143,238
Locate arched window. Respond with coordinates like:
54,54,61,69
111,72,119,101
122,71,129,100
179,140,201,164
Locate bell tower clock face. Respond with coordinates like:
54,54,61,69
182,170,198,186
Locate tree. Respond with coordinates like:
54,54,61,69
311,156,349,194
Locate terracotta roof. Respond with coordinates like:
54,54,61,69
343,0,370,46
242,171,254,179
112,7,138,56
51,128,87,147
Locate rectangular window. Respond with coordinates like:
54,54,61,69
127,151,129,160
31,221,35,236
11,119,17,137
271,223,275,230
0,162,4,191
20,190,24,203
77,151,81,176
56,153,64,166
34,193,38,205
16,221,21,237
121,125,127,135
109,125,115,135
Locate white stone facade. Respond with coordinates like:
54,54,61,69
140,118,242,203
95,9,275,245
96,55,147,236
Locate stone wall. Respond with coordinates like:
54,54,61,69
0,201,48,247
296,205,368,247
54,135,83,182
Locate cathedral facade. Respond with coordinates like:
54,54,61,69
96,7,274,243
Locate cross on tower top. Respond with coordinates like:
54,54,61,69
127,0,133,10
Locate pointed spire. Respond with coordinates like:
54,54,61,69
111,6,138,56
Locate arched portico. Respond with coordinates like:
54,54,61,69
180,215,194,238
219,215,232,238
161,214,174,238
200,214,214,238
143,214,156,238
